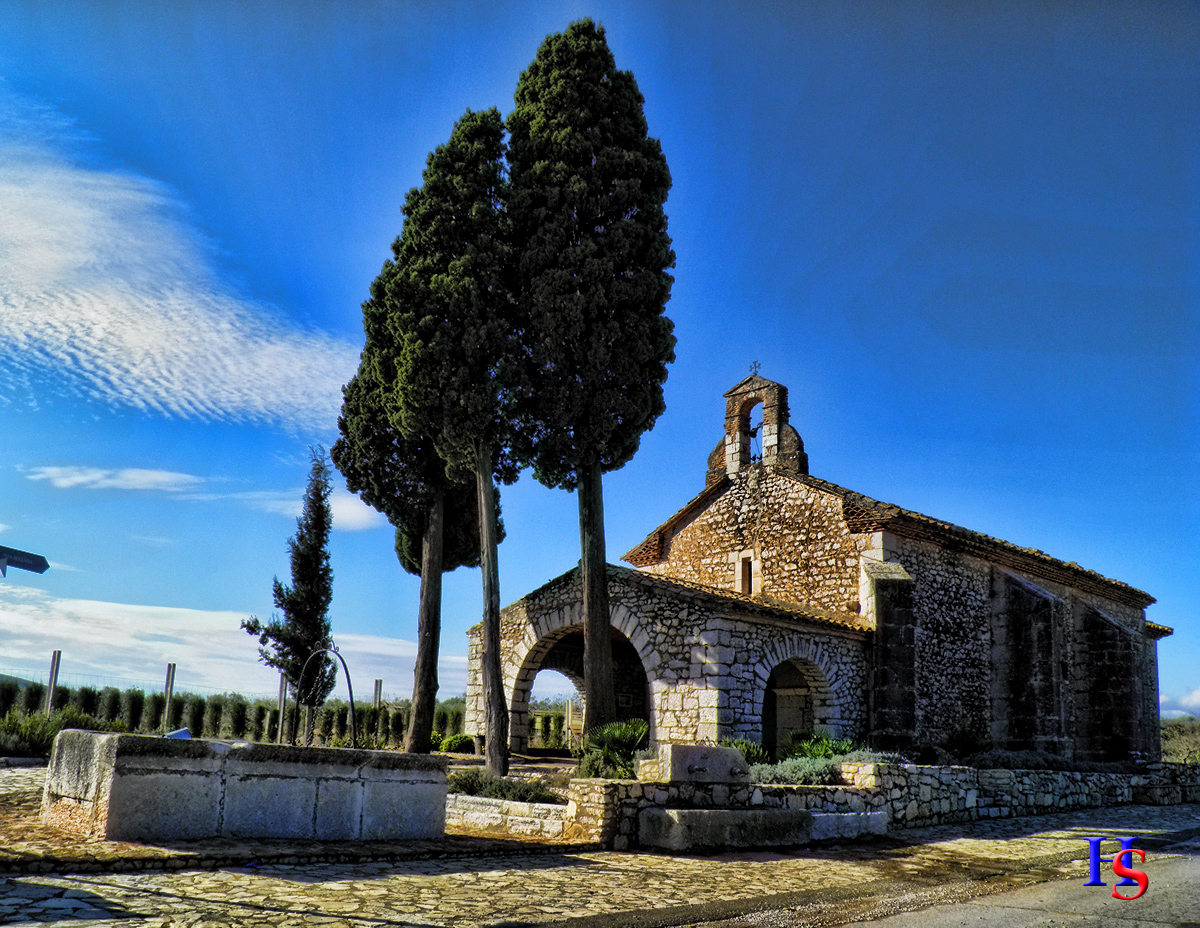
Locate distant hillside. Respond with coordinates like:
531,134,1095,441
0,673,35,689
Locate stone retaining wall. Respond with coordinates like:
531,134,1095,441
444,794,567,840
559,761,1200,849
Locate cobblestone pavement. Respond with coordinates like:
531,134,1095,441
2,766,1198,927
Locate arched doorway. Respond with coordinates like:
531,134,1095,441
762,657,834,756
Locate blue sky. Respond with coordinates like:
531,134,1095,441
0,1,1196,714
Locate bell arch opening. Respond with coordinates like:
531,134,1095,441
510,625,650,752
761,657,837,756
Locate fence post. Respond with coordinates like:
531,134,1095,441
276,672,288,744
44,650,62,716
373,679,382,710
163,663,176,734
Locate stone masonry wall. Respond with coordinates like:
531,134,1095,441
643,467,869,615
878,533,1158,761
561,762,1200,850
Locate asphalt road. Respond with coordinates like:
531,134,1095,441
676,839,1200,928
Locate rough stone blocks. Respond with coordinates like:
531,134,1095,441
41,730,448,843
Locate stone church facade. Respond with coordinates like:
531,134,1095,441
466,376,1171,762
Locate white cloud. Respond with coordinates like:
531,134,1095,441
331,491,389,531
0,84,357,430
0,523,7,534
26,465,203,492
1159,687,1200,717
0,586,462,698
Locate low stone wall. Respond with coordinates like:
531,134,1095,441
841,761,1200,828
42,730,448,843
444,794,567,839
563,762,1200,849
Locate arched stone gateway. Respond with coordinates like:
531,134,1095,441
508,625,650,752
465,565,869,753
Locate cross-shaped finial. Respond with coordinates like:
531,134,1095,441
750,360,761,376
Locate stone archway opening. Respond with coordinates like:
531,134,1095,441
509,625,650,752
762,657,836,757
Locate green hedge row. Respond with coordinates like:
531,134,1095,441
0,680,465,748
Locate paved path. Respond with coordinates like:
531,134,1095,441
2,767,1198,927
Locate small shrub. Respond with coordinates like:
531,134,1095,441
0,706,113,757
750,756,841,785
447,769,564,804
144,692,165,732
205,696,225,738
777,733,859,761
434,707,449,734
74,686,101,717
22,683,45,715
100,687,122,724
185,695,206,738
168,695,186,731
0,681,21,718
720,737,769,765
227,696,249,739
439,733,475,754
390,707,407,745
123,689,146,732
429,730,444,751
318,706,336,743
51,685,71,711
576,718,649,778
841,749,910,765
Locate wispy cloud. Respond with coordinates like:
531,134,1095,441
0,586,462,697
200,487,387,531
0,83,357,430
26,465,203,492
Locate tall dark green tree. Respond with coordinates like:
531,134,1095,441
332,346,494,753
507,19,676,734
370,108,522,774
243,446,338,708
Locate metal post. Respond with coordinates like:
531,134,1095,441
373,679,382,710
276,672,288,744
163,663,176,734
44,650,62,716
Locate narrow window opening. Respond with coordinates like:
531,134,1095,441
741,556,754,595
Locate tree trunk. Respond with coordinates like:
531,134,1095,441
579,458,617,735
476,443,509,775
406,485,444,753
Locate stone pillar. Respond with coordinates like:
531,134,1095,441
865,560,917,752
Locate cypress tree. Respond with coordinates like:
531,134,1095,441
376,108,522,775
508,20,675,733
242,447,338,708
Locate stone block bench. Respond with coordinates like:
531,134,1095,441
41,730,448,843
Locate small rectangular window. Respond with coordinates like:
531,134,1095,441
741,556,753,594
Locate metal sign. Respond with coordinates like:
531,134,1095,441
0,545,50,576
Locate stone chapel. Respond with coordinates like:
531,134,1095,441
465,375,1171,762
